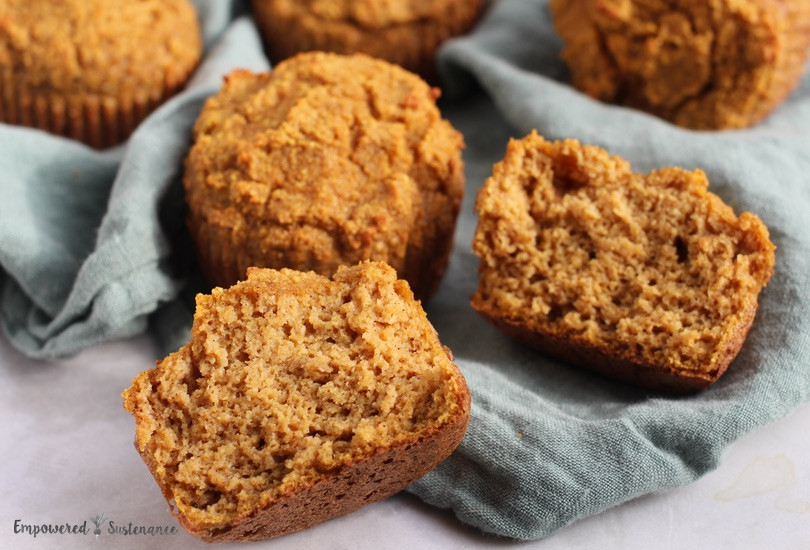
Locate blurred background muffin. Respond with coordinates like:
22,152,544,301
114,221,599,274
0,0,202,148
550,0,810,129
183,52,465,300
251,0,484,78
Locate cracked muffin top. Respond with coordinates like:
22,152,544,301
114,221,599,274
183,52,465,299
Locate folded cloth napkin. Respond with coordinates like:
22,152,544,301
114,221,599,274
1,0,809,542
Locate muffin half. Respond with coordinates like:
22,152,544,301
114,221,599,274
472,132,775,392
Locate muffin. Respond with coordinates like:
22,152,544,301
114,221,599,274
0,0,202,148
550,0,810,129
123,261,471,542
183,52,465,300
251,0,484,77
472,132,775,392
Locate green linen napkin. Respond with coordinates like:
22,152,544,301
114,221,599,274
1,0,808,542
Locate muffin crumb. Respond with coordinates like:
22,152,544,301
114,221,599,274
123,261,470,542
472,132,775,391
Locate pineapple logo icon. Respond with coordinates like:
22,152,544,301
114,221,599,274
90,514,109,540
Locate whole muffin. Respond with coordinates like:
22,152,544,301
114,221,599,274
183,52,465,300
0,0,202,148
472,132,775,392
251,0,484,77
550,0,810,129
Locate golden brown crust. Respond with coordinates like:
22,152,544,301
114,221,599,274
251,0,484,78
183,53,465,300
471,133,775,392
0,0,201,147
123,261,470,541
550,0,810,129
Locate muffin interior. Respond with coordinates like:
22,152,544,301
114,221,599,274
125,262,464,530
473,134,775,374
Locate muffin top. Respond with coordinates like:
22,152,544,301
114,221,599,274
0,0,201,97
183,52,464,279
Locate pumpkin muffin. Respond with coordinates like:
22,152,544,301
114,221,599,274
183,52,465,300
123,261,471,542
251,0,484,77
472,132,775,392
0,0,202,148
550,0,810,129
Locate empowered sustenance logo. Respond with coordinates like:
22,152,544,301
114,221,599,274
12,513,178,540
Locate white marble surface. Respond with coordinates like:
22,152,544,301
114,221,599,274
1,334,808,549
